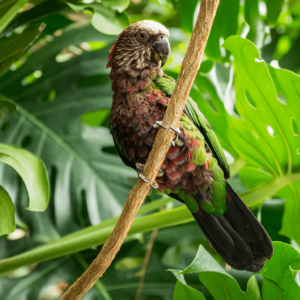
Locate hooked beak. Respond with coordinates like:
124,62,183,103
151,37,170,67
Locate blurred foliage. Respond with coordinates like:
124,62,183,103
0,0,300,299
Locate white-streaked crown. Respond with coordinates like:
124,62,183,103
121,20,169,38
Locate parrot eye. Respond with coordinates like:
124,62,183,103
137,31,148,41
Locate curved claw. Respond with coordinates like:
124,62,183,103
136,163,144,170
153,121,166,129
151,181,159,189
171,127,181,134
138,173,150,183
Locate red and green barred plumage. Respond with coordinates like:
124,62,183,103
110,75,226,216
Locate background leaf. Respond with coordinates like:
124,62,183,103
172,245,261,300
0,0,300,299
170,270,205,300
0,23,45,76
0,186,15,235
205,0,239,61
67,2,130,35
259,242,300,299
0,143,49,211
0,0,28,33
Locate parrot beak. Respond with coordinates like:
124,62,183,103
151,37,170,67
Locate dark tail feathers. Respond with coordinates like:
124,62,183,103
192,183,273,272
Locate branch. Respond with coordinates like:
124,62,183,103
60,1,220,299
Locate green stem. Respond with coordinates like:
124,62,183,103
0,205,192,275
229,157,247,178
241,173,300,206
1,173,299,275
61,196,173,241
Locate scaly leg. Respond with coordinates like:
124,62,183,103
153,121,184,146
136,163,164,189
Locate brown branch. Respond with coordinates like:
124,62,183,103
60,1,220,299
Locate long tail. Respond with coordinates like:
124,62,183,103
192,183,273,272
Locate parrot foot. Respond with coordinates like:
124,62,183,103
153,121,180,134
136,163,162,189
153,121,182,147
153,121,166,129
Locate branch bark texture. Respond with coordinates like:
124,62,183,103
60,1,220,299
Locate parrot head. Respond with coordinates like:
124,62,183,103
107,20,170,77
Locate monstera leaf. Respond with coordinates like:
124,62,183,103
259,242,300,300
0,24,135,240
221,36,300,244
170,245,261,300
171,242,300,299
0,23,45,76
67,0,130,35
205,0,240,62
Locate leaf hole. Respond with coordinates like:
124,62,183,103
21,135,32,148
291,117,299,136
81,109,110,127
276,91,287,104
77,190,91,227
102,146,118,155
77,74,109,88
55,45,83,63
21,70,43,86
80,41,107,51
258,1,267,16
219,37,226,57
255,57,264,63
1,120,9,131
202,92,219,113
49,166,57,202
245,89,257,109
297,149,300,155
267,125,275,137
38,90,57,102
253,131,259,139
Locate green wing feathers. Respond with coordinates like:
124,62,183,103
155,75,231,180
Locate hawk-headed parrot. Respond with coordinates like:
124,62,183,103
107,20,273,272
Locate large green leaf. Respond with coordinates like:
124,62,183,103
205,0,239,61
0,222,217,300
0,143,49,211
0,186,15,235
0,96,16,119
0,0,28,33
171,245,261,300
0,0,67,38
223,36,300,243
101,0,131,13
190,74,238,157
177,0,198,34
0,23,45,76
67,2,129,35
171,270,205,300
244,0,265,49
264,0,284,26
0,25,133,239
259,241,300,299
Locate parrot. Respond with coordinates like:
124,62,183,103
107,20,273,272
